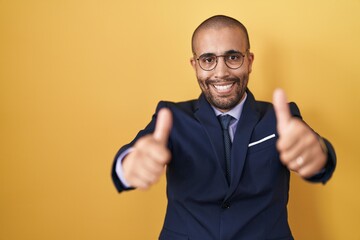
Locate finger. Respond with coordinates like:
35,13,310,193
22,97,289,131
148,147,171,165
287,156,306,172
135,165,162,186
142,153,168,174
131,177,152,190
277,118,306,152
298,145,327,178
136,136,171,165
277,124,304,161
279,140,302,165
297,158,324,178
153,108,173,145
279,122,319,163
273,88,292,134
124,154,163,189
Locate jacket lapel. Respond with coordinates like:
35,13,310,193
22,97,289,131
194,94,228,186
226,91,260,199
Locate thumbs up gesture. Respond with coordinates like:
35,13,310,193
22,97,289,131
273,89,327,178
122,108,172,189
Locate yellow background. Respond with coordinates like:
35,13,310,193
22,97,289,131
1,0,359,239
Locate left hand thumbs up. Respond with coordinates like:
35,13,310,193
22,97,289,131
273,88,327,178
273,88,292,134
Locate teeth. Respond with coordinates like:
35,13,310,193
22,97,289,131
214,83,233,91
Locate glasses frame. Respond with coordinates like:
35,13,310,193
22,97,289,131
196,50,249,71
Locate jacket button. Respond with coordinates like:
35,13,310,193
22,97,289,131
221,202,230,209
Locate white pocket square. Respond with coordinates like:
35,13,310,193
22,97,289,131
248,134,276,147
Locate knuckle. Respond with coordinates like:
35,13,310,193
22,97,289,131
136,135,154,148
298,168,312,178
298,170,309,178
307,134,317,145
163,150,171,163
137,177,152,190
276,140,284,151
135,137,147,147
279,153,290,164
149,175,159,185
139,183,150,190
288,162,298,172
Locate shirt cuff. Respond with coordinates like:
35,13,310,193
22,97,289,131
115,148,133,188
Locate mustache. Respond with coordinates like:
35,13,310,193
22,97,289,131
205,77,240,85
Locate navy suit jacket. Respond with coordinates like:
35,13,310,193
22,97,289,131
112,89,336,240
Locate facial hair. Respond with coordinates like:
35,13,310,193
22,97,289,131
198,75,249,112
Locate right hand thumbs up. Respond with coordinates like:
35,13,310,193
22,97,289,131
122,108,173,190
273,88,292,135
153,108,173,145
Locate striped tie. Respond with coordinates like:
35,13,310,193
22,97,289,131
218,114,233,185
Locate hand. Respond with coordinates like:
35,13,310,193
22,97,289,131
273,89,327,178
122,108,173,190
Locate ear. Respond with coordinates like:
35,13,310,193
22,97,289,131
190,57,197,71
247,52,255,73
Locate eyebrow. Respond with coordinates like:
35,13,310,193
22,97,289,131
225,50,241,54
198,49,241,57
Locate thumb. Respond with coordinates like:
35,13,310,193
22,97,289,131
153,108,173,145
273,88,292,133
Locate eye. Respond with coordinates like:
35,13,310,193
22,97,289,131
201,56,216,63
227,54,241,61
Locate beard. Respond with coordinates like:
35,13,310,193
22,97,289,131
198,75,249,111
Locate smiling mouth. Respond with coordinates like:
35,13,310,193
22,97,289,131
212,82,235,93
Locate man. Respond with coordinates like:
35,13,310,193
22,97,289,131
112,15,336,240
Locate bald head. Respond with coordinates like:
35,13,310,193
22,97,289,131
191,15,250,54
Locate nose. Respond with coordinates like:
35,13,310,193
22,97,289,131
214,57,230,79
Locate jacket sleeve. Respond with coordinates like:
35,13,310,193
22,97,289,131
305,137,337,184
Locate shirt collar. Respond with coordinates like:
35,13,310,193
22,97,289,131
212,92,247,121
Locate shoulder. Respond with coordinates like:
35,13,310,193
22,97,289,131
156,99,198,115
246,89,302,119
252,99,302,119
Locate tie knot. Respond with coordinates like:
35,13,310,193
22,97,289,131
218,114,233,130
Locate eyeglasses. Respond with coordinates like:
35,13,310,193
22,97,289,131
196,51,248,71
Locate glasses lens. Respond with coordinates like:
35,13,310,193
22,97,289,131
224,53,244,69
198,55,217,71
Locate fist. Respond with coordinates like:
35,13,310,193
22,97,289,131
122,108,173,189
273,89,327,178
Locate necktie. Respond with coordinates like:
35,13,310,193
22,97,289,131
218,114,233,184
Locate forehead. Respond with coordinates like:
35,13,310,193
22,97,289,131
193,27,247,55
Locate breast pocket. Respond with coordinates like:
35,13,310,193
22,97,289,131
247,134,277,154
243,134,280,187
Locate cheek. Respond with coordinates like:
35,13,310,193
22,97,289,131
198,79,209,90
194,66,211,79
196,71,210,81
236,69,250,81
196,73,211,88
